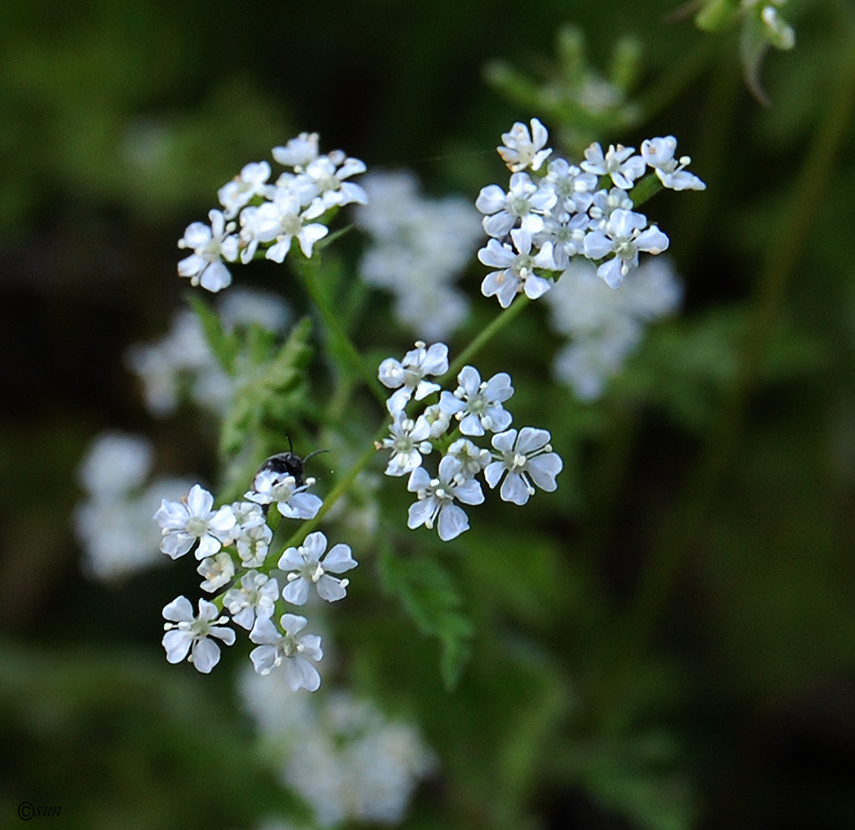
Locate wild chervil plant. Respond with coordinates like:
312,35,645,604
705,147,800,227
148,121,705,685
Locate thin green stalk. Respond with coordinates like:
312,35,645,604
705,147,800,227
265,419,390,561
295,255,389,407
441,295,531,384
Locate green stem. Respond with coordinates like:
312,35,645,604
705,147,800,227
264,419,390,561
440,295,531,384
295,255,389,407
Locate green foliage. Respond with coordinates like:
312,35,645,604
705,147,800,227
217,316,314,461
376,538,473,689
484,24,643,155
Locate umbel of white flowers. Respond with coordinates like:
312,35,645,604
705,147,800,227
377,341,564,541
153,464,357,689
476,119,704,304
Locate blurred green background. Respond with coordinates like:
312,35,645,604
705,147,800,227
2,0,855,828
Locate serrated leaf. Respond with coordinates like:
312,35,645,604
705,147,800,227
377,541,473,689
218,316,313,457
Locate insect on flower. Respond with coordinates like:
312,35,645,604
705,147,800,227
252,436,328,489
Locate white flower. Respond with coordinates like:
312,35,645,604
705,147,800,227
154,484,236,560
581,142,646,191
497,118,552,172
475,171,557,237
391,283,471,343
378,341,449,414
75,476,193,582
377,414,433,476
583,208,669,289
640,137,706,192
230,500,267,532
246,471,322,520
241,189,328,263
162,596,235,674
218,286,291,334
588,186,634,228
125,307,227,418
542,158,598,214
535,210,591,269
300,150,368,217
197,551,236,592
235,521,274,568
484,428,563,505
249,613,324,691
278,531,358,605
439,365,514,435
272,132,320,171
407,455,484,541
444,438,491,484
479,228,557,308
223,571,280,630
422,402,452,439
177,209,239,292
353,171,480,341
218,160,272,218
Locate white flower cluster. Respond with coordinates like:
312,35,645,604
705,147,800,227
545,257,682,400
476,119,705,306
354,170,483,340
178,132,367,292
73,432,194,581
241,671,436,828
376,342,563,541
154,463,357,687
126,287,290,417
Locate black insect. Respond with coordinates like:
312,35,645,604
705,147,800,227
252,437,328,490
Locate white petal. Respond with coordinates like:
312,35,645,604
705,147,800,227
528,453,563,491
191,638,222,674
517,427,550,454
187,484,214,515
283,578,310,605
285,655,321,692
454,478,485,506
484,461,505,489
316,575,347,602
500,472,531,505
250,644,278,675
163,629,192,663
437,504,469,541
162,595,194,622
322,544,357,573
408,497,436,529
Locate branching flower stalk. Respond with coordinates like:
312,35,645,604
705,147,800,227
154,120,705,690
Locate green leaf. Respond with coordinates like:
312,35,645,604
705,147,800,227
218,316,313,458
377,540,473,689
